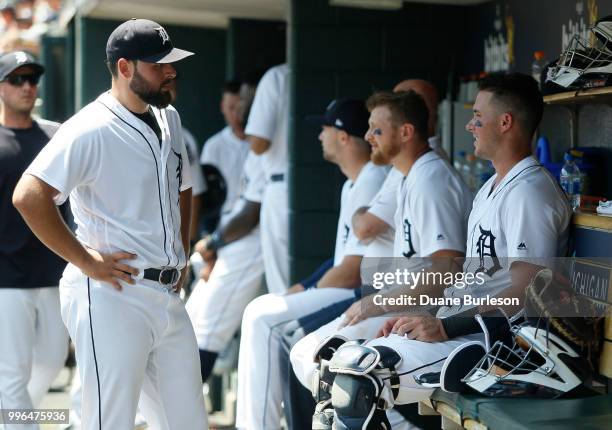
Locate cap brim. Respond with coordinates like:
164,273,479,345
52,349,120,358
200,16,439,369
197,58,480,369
1,62,45,80
142,47,194,64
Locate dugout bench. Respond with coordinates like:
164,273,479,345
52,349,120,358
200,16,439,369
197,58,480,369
417,212,612,430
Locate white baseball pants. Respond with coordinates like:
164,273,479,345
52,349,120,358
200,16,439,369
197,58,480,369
0,287,69,430
236,287,355,430
186,231,264,353
59,264,207,430
290,313,482,404
260,182,289,293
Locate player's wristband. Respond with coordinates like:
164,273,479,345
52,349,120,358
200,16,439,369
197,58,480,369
300,258,334,290
440,309,480,339
205,231,226,252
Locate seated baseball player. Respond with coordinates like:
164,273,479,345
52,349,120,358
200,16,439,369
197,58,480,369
279,78,456,429
199,79,251,232
300,73,571,429
235,99,389,430
278,167,403,430
288,89,472,424
185,150,265,384
184,79,265,384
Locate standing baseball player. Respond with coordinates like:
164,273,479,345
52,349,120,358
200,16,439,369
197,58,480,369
0,50,68,430
236,99,388,430
13,19,207,430
245,63,290,293
303,74,571,428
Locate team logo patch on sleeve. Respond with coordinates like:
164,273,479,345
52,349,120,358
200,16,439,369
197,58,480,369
517,242,528,251
436,234,445,241
343,224,350,244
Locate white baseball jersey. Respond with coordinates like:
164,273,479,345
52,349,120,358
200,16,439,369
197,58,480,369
26,92,192,273
394,150,472,260
365,167,402,258
334,162,388,265
221,151,265,227
186,152,265,355
200,126,250,222
428,135,449,160
438,156,572,318
182,126,205,196
244,63,289,179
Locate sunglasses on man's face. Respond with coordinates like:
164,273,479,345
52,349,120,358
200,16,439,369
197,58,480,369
3,74,41,87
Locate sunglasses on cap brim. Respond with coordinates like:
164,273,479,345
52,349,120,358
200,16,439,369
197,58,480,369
3,74,41,86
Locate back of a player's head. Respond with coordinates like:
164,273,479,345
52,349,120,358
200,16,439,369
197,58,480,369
366,90,429,139
393,80,438,112
478,73,543,138
222,79,241,95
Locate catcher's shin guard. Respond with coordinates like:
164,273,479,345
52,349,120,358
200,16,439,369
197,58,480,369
311,336,349,429
328,343,402,429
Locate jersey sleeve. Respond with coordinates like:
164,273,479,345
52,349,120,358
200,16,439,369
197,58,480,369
200,134,221,166
244,67,281,141
178,131,193,192
501,184,570,260
25,125,99,205
410,173,468,256
243,154,266,203
342,168,387,257
182,129,205,196
367,169,401,227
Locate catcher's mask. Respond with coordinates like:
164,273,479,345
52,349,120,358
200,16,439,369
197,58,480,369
547,15,612,88
463,324,586,398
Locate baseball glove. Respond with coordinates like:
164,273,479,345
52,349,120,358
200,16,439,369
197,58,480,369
524,268,604,368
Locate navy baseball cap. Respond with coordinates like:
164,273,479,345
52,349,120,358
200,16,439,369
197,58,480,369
0,51,44,81
106,18,194,64
307,99,369,138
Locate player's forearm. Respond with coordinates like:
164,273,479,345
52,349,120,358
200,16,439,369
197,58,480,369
189,194,201,242
352,208,389,243
218,200,260,243
13,176,92,269
248,136,271,154
316,255,362,289
477,261,543,316
180,188,192,258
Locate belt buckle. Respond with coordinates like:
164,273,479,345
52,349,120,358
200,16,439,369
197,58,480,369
158,268,179,287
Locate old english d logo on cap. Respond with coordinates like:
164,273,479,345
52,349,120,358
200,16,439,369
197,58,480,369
106,18,194,64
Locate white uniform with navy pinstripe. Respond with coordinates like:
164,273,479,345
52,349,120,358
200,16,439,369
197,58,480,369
25,92,207,430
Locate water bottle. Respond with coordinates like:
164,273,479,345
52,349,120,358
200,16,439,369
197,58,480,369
454,150,466,172
560,153,582,210
532,51,547,88
463,154,477,192
474,160,493,192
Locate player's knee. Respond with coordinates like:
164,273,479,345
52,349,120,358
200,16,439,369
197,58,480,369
241,294,273,325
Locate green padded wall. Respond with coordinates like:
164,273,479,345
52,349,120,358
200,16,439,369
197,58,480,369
39,34,68,122
74,16,227,145
226,18,286,80
288,0,468,281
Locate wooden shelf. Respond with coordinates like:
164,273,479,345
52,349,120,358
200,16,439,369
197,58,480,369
543,86,612,105
573,211,612,232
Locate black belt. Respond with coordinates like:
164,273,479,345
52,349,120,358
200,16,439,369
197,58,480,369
143,267,180,285
270,173,285,182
